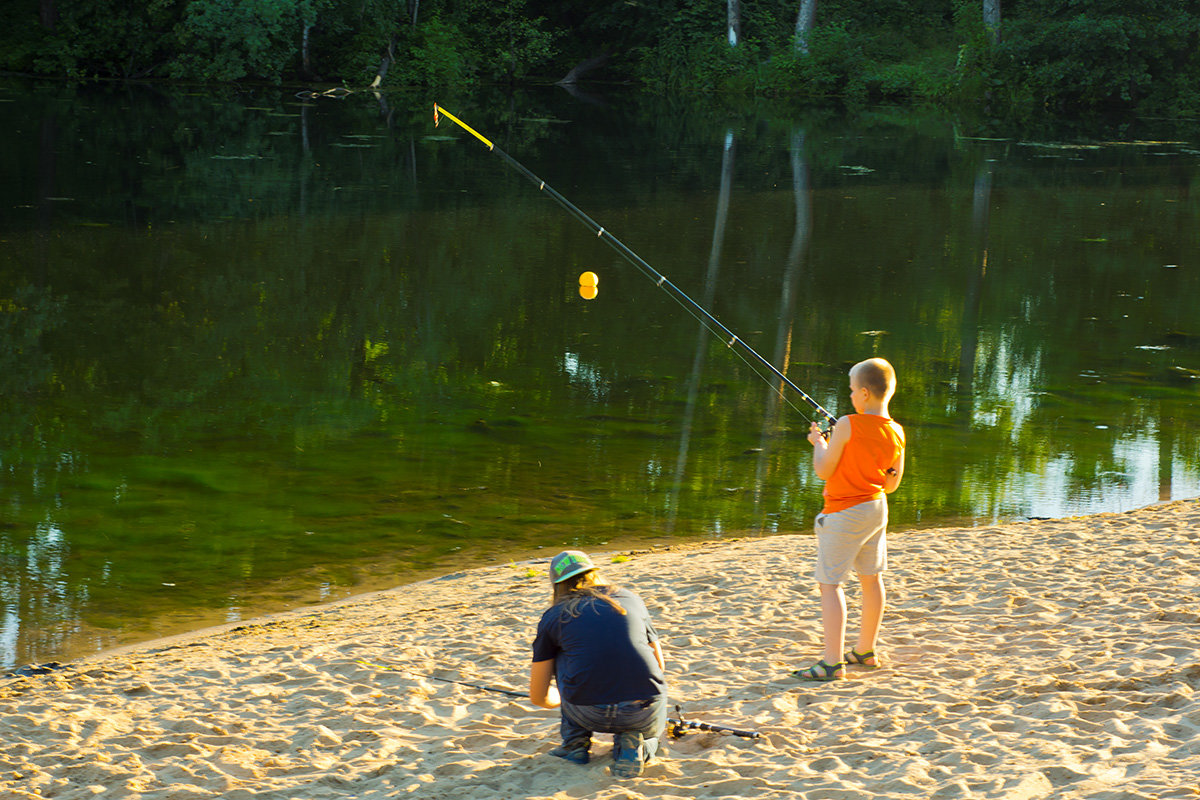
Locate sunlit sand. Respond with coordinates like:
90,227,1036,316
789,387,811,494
3,499,1198,799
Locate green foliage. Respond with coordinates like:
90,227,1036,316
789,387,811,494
995,2,1200,112
473,0,557,82
865,60,946,101
302,0,400,84
393,16,474,87
948,0,997,101
545,0,680,72
382,0,556,88
635,34,753,93
19,0,181,79
3,0,1200,113
751,22,869,99
628,0,724,90
169,0,301,82
794,22,870,98
818,0,952,31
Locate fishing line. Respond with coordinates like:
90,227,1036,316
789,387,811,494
652,284,818,424
356,659,527,698
432,104,836,432
357,659,761,739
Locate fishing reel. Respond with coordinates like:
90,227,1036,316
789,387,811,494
668,705,761,740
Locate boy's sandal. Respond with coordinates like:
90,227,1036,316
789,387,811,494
844,648,880,669
790,659,845,682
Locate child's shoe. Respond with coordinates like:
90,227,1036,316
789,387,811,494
790,659,846,682
844,648,880,669
610,732,643,778
549,736,591,764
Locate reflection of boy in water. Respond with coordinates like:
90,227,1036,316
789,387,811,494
794,358,906,681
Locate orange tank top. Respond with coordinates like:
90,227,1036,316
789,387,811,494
822,414,905,514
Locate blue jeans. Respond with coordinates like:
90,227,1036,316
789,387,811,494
559,695,667,760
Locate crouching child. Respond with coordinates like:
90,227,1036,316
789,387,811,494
529,550,668,778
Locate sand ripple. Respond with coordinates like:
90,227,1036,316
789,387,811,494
2,499,1198,798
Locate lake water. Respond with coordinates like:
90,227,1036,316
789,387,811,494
2,81,1198,670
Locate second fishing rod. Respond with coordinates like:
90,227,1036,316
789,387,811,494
432,104,837,433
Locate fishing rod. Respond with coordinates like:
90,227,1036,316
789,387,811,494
357,659,762,740
670,705,761,740
356,659,527,698
432,104,837,432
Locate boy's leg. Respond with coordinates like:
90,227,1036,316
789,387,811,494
854,572,885,665
553,706,593,764
819,582,847,665
597,696,667,760
608,697,666,778
635,694,668,762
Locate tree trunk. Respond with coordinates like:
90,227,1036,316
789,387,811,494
727,0,741,47
556,54,609,85
794,0,817,55
370,34,398,89
957,162,991,402
39,0,56,30
302,24,312,75
667,130,735,531
751,127,810,503
983,0,1001,45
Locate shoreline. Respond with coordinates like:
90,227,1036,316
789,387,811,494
4,503,1132,675
3,498,1199,799
10,496,1184,674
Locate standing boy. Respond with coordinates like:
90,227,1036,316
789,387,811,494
794,357,906,681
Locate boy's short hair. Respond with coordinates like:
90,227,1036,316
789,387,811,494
852,358,896,399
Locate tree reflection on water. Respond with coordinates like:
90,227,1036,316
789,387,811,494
0,82,1197,668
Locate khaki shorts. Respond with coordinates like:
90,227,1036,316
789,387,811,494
813,497,887,585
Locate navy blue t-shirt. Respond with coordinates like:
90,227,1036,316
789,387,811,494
531,587,665,706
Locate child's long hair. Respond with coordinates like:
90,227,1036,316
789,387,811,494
551,569,627,618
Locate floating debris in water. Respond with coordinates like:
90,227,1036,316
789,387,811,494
1135,345,1171,351
1098,140,1189,147
4,662,64,677
1018,142,1103,150
838,165,875,174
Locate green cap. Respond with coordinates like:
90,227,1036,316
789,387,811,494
549,550,596,584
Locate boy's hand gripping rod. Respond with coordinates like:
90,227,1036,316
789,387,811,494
432,104,837,434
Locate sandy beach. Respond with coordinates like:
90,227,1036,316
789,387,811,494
3,498,1199,799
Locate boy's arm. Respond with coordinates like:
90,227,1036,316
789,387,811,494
529,659,560,708
808,416,851,480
